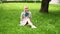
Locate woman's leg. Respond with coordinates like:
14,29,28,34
20,18,28,26
27,18,37,28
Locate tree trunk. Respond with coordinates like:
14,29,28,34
40,0,51,13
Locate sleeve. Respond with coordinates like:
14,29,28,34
29,12,32,18
20,12,23,19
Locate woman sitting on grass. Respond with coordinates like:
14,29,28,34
20,6,37,28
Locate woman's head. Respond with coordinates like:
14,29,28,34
24,6,29,12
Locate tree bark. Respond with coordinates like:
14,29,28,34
40,0,51,13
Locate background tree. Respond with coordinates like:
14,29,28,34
40,0,51,13
0,0,2,3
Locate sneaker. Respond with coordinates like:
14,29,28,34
31,25,37,28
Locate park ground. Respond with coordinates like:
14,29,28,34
0,3,60,34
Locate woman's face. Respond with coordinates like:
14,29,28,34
25,8,29,12
24,6,29,12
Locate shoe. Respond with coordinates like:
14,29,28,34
31,25,37,28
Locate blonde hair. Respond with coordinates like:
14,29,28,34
24,6,29,12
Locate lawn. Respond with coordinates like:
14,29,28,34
0,3,60,34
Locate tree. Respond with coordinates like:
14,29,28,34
40,0,51,13
0,0,2,3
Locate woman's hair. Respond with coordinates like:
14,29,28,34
24,6,29,11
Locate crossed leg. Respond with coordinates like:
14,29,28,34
20,18,37,28
26,18,37,28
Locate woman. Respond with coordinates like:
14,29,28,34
20,6,37,28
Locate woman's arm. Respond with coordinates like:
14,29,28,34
20,12,23,21
28,12,32,19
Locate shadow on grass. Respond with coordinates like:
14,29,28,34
49,10,60,33
49,10,60,24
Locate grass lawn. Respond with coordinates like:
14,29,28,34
0,3,60,34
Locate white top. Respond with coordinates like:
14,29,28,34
20,11,31,19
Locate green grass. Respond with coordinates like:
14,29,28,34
0,3,60,34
